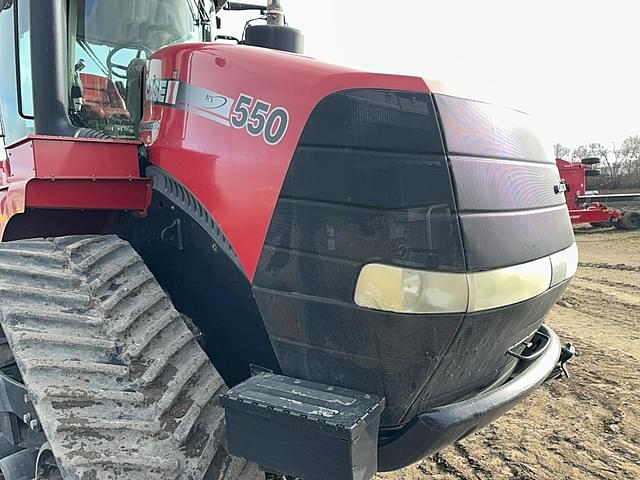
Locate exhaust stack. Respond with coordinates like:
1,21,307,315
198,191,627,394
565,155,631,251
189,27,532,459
29,0,77,136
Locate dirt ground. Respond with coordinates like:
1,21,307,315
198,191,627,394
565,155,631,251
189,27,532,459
378,228,640,480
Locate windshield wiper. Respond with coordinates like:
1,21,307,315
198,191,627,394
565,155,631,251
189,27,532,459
198,1,211,24
189,0,211,26
186,0,198,22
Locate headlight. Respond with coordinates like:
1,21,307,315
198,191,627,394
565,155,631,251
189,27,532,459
354,244,578,314
550,243,579,287
467,257,551,312
354,265,469,314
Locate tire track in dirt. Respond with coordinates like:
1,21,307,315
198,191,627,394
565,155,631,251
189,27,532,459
579,262,640,272
561,284,640,334
578,275,640,295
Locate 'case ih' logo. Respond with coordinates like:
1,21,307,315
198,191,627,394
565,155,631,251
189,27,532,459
147,77,180,105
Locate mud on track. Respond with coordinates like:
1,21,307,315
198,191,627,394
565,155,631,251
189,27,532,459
378,229,640,480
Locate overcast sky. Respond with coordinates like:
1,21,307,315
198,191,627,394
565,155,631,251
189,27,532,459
222,0,639,150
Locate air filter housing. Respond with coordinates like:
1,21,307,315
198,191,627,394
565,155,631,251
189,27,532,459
244,24,304,54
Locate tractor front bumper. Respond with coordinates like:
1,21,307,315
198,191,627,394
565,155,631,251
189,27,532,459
377,324,564,471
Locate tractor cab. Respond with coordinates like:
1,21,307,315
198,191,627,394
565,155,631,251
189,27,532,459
0,0,218,142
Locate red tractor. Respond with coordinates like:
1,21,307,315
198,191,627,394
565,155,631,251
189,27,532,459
0,1,576,479
556,157,640,230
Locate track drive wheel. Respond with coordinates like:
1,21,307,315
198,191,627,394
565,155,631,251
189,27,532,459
621,211,640,231
0,236,262,480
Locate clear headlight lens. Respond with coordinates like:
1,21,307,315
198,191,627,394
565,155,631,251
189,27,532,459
550,243,579,287
354,243,578,314
467,257,551,312
354,265,469,314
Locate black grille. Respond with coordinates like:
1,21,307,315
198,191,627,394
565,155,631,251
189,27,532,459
435,94,575,271
253,90,573,428
253,89,465,426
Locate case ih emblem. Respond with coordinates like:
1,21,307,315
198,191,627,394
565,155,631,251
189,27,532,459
147,77,180,105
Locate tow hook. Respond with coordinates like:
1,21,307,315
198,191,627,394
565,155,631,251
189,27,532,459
546,343,576,381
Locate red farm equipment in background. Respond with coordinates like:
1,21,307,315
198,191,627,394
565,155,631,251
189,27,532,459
556,157,640,230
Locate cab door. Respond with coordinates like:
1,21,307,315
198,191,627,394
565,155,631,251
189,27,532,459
0,0,34,146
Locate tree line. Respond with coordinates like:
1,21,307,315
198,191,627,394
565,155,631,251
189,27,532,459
554,135,640,190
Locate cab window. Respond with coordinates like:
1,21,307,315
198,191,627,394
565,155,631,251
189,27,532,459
0,0,34,145
71,0,206,138
15,0,32,117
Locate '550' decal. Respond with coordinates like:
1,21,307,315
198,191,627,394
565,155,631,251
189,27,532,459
231,94,290,145
146,75,290,146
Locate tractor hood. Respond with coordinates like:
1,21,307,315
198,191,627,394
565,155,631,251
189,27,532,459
141,43,575,427
251,87,575,425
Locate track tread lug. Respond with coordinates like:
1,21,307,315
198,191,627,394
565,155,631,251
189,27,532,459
155,350,209,417
174,367,226,444
2,307,103,328
101,271,155,312
107,290,166,335
11,330,117,350
125,310,181,360
139,330,196,386
43,386,145,404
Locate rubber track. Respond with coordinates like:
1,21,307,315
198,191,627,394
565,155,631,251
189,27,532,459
0,236,262,480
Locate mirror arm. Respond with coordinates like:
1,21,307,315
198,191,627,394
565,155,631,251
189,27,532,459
224,2,266,14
